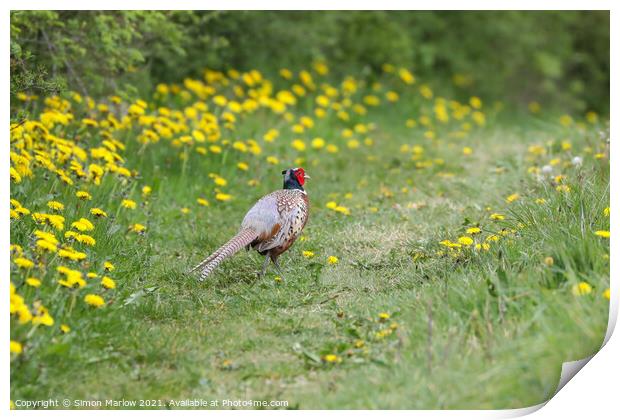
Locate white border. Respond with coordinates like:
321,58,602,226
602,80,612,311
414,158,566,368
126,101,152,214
4,2,616,419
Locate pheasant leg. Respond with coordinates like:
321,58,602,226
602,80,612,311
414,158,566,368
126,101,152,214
272,257,286,281
259,254,271,278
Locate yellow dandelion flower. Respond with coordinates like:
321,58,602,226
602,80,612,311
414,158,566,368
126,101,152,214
60,324,71,333
14,257,34,269
572,282,592,296
101,276,116,289
302,250,315,258
311,137,326,149
528,101,541,113
327,255,339,265
506,194,520,203
197,198,209,206
322,354,341,363
375,329,393,339
74,234,96,246
556,185,571,193
472,111,486,126
291,139,306,152
300,116,314,128
32,213,65,230
386,91,399,102
104,261,115,271
469,96,482,109
10,167,22,183
82,118,99,127
10,244,23,255
90,208,108,217
326,144,339,153
213,176,227,187
594,230,610,238
34,230,58,244
128,104,146,116
36,239,57,253
121,199,137,209
458,236,474,246
130,223,146,233
26,277,41,287
398,68,415,84
84,294,105,308
466,227,481,234
490,213,505,221
47,201,64,211
76,191,92,200
57,247,87,261
215,193,233,202
603,288,610,300
32,312,54,326
47,214,65,230
142,185,152,196
347,139,360,149
71,217,95,232
334,206,351,215
10,340,23,354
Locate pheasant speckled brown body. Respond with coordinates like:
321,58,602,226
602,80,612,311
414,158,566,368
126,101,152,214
189,168,310,280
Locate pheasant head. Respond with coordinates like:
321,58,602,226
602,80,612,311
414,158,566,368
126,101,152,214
282,167,310,191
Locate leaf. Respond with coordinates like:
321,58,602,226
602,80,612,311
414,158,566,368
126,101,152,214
108,224,122,235
370,358,390,367
496,267,509,287
292,343,321,363
123,286,159,305
86,354,119,364
43,342,70,356
345,326,361,338
123,290,145,306
486,277,497,297
302,349,321,363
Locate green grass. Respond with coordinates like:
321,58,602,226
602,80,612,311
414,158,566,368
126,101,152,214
10,77,610,409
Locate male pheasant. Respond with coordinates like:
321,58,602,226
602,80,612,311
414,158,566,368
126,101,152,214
189,167,310,280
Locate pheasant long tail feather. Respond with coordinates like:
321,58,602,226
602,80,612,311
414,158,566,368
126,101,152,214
191,228,258,281
188,241,228,273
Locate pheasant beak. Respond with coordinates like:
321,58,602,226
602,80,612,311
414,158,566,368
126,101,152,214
304,174,311,179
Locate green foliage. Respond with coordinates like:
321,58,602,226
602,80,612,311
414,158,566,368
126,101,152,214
10,11,223,99
11,11,609,112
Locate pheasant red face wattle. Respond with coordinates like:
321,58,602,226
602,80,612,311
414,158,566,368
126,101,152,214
294,168,307,186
